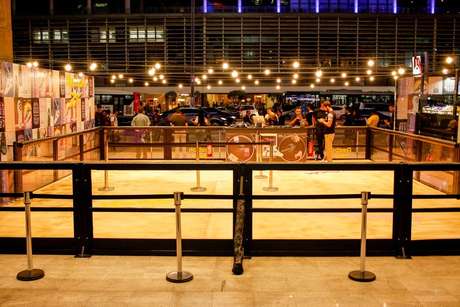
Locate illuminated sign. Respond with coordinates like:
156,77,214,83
412,56,423,76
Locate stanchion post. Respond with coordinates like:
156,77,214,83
255,132,267,179
263,141,279,192
166,192,193,283
191,141,206,192
348,191,376,282
17,192,45,281
98,130,114,191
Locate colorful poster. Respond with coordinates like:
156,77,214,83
59,71,65,98
18,65,32,98
32,98,40,128
3,97,15,133
0,97,5,132
65,73,73,98
1,62,14,97
81,98,86,121
65,98,77,124
52,98,63,126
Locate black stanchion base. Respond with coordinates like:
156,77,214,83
232,263,244,275
74,254,92,258
16,269,45,281
166,271,193,283
348,270,376,282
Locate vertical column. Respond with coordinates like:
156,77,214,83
125,0,130,14
242,165,252,256
87,0,92,14
392,164,413,259
0,0,13,61
72,165,93,257
49,0,54,15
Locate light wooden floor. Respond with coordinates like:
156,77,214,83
1,168,459,240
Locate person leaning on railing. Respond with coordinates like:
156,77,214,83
131,107,151,159
170,109,188,158
317,101,336,163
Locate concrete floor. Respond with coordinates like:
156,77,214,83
0,255,460,306
0,169,460,240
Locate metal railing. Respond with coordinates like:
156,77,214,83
1,161,460,260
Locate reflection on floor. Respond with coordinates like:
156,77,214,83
0,169,459,240
0,255,460,306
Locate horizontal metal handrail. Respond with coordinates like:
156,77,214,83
370,127,457,147
16,127,100,147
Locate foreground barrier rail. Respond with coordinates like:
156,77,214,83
1,161,460,260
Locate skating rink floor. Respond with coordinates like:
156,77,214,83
1,167,459,240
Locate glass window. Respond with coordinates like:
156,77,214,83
243,0,275,13
436,0,460,14
52,29,69,43
398,0,430,14
100,27,116,43
156,26,164,42
207,0,238,13
33,29,50,44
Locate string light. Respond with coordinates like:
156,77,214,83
64,63,72,72
32,61,39,68
292,61,300,69
330,78,335,83
442,68,449,75
391,71,397,76
153,76,158,82
276,78,281,83
208,68,214,74
222,62,229,70
398,67,406,75
264,69,271,76
310,83,315,88
366,69,372,75
315,78,321,83
159,74,164,80
162,79,167,84
128,78,133,83
110,79,115,84
26,62,33,68
144,82,149,86
231,70,239,78
89,62,98,71
241,85,246,90
254,80,259,85
355,77,361,82
78,72,84,78
341,72,347,78
276,85,281,90
178,83,183,88
291,79,297,84
111,74,116,80
154,63,161,70
446,56,454,64
344,81,350,86
202,74,208,80
393,75,399,80
118,74,124,79
367,59,375,67
369,76,375,82
293,73,299,79
315,70,323,78
247,74,253,80
218,80,223,85
207,85,211,90
148,68,156,76
235,78,241,83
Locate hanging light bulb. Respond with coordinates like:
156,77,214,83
241,85,246,90
315,70,323,78
344,81,350,86
276,85,281,90
310,84,315,88
202,74,208,80
369,76,375,82
222,62,229,70
118,74,124,79
89,62,98,71
292,61,300,69
247,74,253,80
330,78,335,83
154,63,161,70
442,68,449,75
367,59,375,67
293,73,299,79
231,70,239,78
128,78,134,83
159,74,164,80
218,80,223,85
148,68,156,76
26,62,33,68
398,67,406,75
366,69,372,75
178,83,183,88
276,78,281,83
207,84,211,90
78,72,84,78
341,72,347,78
162,79,167,84
208,68,214,74
291,79,297,84
32,61,39,68
393,75,399,80
254,80,259,85
235,78,240,83
153,76,158,82
111,74,117,80
144,82,149,86
64,63,72,72
264,69,271,76
355,77,361,82
391,70,397,76
110,79,115,84
315,78,321,83
446,56,454,64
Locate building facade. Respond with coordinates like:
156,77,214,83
10,0,460,89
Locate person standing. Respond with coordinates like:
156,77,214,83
131,107,151,159
318,101,337,162
314,102,327,160
170,109,188,158
288,106,306,127
366,110,380,127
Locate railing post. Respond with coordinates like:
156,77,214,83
164,128,172,160
79,134,84,161
53,139,59,181
392,163,413,259
389,134,394,162
72,164,93,258
99,128,105,161
365,128,372,160
242,165,253,257
13,142,23,193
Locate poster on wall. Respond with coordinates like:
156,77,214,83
32,98,40,129
81,98,86,121
18,65,32,98
0,97,5,132
1,62,14,97
65,73,73,98
65,98,77,124
52,98,63,126
59,72,65,98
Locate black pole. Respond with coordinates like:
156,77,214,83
190,0,196,106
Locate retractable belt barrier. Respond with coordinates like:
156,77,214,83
348,191,376,282
166,192,193,283
263,141,279,192
190,141,207,192
98,130,114,192
16,192,45,281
